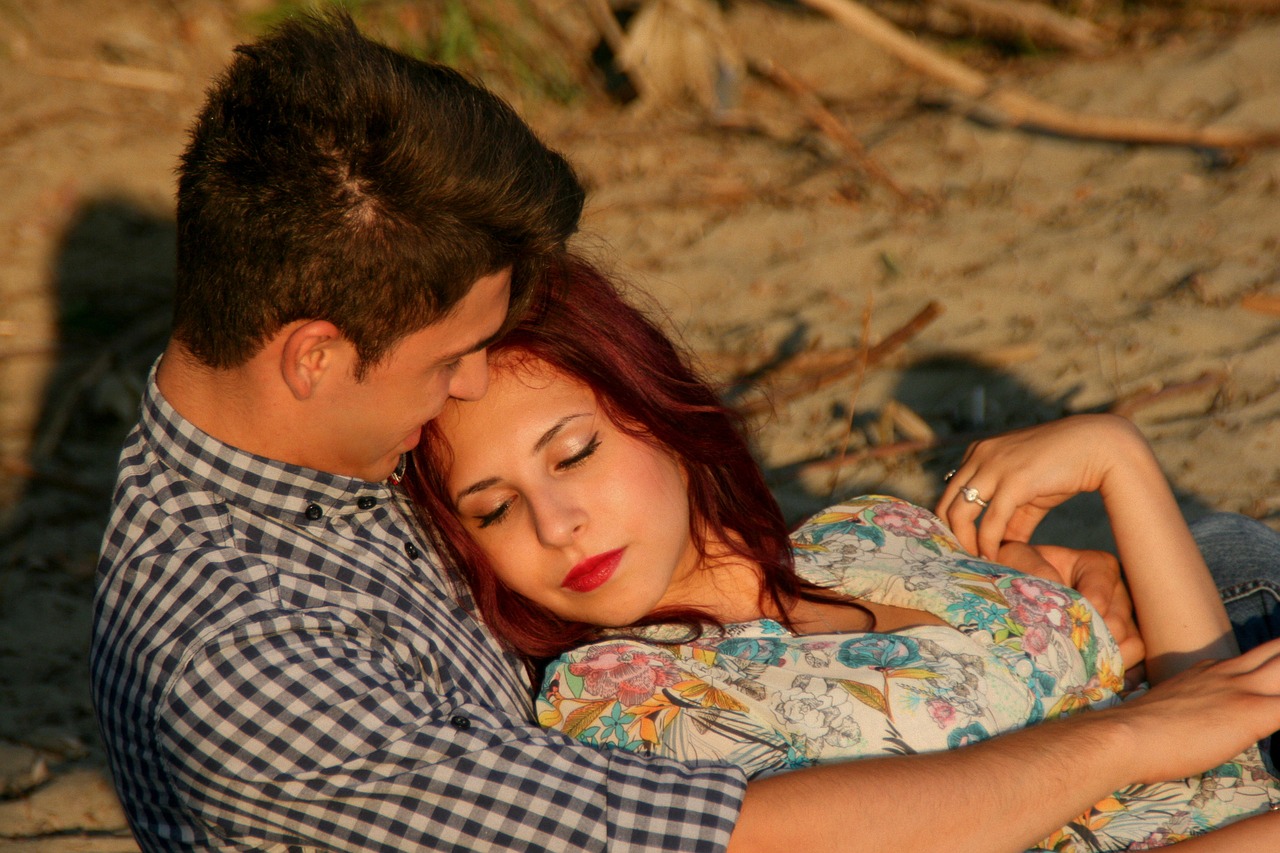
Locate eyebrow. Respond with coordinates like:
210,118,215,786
438,327,505,366
453,414,590,503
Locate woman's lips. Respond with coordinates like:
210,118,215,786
562,548,625,593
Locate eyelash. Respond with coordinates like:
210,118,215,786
474,434,601,529
557,434,600,471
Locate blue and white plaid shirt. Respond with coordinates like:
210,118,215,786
91,367,745,851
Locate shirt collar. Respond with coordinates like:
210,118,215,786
141,361,398,522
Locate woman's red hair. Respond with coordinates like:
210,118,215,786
405,253,832,660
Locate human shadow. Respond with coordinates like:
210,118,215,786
2,197,174,570
760,352,1215,553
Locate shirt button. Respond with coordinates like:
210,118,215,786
450,715,470,730
357,496,376,510
305,503,323,520
405,541,420,560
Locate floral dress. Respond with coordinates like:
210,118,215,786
535,497,1280,851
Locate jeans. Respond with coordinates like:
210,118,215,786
1191,513,1280,651
1190,512,1280,767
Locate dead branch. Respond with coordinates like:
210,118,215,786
871,0,1108,55
1109,370,1228,420
826,295,877,493
796,0,1280,150
737,300,943,417
26,57,183,93
1241,293,1280,317
793,435,943,475
751,59,921,206
1154,0,1280,10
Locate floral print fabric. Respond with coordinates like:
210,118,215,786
536,497,1280,851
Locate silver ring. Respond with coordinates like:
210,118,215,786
961,486,989,508
944,469,958,481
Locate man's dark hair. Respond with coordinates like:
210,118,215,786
173,12,584,376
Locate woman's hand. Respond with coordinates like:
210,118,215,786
939,414,1234,683
936,414,1145,560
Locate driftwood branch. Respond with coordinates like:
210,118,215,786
1241,293,1280,317
736,300,943,417
796,0,1280,150
872,0,1108,55
778,370,1229,484
751,59,922,206
773,368,1232,486
25,57,183,93
1108,370,1228,420
1152,0,1280,10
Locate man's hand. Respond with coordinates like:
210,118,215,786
996,542,1146,688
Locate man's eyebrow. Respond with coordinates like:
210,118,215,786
439,328,505,365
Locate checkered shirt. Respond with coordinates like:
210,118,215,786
90,369,746,851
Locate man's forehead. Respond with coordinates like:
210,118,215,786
392,270,512,361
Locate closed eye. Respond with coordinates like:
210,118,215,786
477,498,513,529
557,435,600,471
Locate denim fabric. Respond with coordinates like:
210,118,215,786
1191,513,1280,651
1190,512,1280,768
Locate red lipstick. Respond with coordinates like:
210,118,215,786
562,548,624,593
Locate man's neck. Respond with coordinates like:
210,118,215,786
156,342,293,465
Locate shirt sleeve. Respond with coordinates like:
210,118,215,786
536,639,802,779
159,613,747,852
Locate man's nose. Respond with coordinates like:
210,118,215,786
448,350,489,402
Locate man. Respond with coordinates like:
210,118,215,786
93,12,1280,853
92,13,751,850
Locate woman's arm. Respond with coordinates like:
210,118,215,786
938,414,1235,682
730,637,1280,852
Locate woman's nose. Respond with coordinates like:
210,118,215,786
531,492,586,548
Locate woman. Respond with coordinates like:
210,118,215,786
406,254,1280,850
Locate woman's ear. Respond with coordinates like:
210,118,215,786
280,319,347,400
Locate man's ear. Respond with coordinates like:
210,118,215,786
280,320,347,400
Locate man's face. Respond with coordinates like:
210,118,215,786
314,268,512,482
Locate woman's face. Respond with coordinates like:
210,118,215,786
435,356,701,627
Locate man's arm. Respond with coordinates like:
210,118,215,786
162,616,746,852
164,612,1280,853
730,638,1280,852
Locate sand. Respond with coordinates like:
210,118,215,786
1,1,1277,846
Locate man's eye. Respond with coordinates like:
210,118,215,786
477,500,512,529
556,435,600,471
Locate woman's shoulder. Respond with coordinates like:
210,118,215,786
790,497,969,576
793,496,957,543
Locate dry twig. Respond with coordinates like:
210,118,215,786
1108,370,1228,420
796,0,1280,150
737,300,943,417
1241,293,1280,317
826,295,877,494
872,0,1108,55
751,59,921,206
26,57,183,93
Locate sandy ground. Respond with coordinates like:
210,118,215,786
1,0,1278,848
